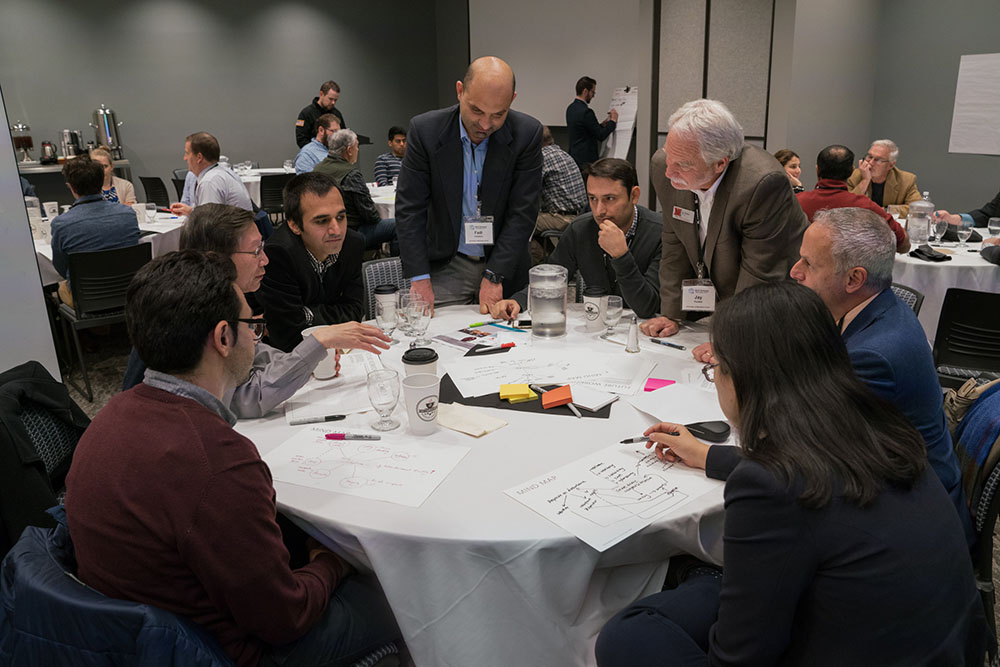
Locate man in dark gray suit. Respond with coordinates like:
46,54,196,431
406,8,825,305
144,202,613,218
395,56,543,313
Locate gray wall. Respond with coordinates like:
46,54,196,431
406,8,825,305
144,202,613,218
435,0,471,108
0,0,443,199
870,0,1000,212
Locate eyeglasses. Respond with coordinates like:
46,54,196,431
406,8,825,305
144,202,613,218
237,317,266,341
233,240,266,258
701,362,718,383
863,153,890,164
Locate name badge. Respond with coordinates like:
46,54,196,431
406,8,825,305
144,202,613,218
464,216,495,245
681,279,716,312
672,206,695,224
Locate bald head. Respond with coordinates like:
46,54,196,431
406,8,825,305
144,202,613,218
462,56,516,96
456,56,517,145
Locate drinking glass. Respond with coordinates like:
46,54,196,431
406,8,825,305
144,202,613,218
989,217,1000,239
144,202,157,223
375,298,398,345
602,295,623,339
397,292,415,337
283,159,295,173
408,296,432,347
934,217,948,244
957,218,973,248
367,369,400,431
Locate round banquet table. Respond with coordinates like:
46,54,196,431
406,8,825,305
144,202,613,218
236,305,727,667
892,241,1000,341
239,168,290,207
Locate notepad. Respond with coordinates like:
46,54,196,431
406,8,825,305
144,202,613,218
500,384,532,400
541,385,573,409
437,403,507,437
508,388,538,404
570,386,619,412
644,378,676,392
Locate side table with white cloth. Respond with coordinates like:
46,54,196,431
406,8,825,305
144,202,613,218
893,241,1000,341
34,212,185,286
236,305,729,667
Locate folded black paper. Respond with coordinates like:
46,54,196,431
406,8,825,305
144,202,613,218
438,373,613,419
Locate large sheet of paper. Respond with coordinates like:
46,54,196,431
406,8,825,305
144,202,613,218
284,351,383,424
627,382,725,424
265,426,471,507
443,349,653,397
602,86,638,160
506,443,722,551
949,53,1000,155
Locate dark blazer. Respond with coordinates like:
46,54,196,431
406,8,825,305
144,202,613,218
964,187,1000,227
843,288,973,544
566,98,615,167
511,205,662,318
651,145,808,319
257,224,364,352
395,104,543,290
0,361,89,558
701,446,988,666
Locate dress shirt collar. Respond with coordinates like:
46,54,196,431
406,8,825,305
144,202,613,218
459,117,490,152
694,164,729,206
305,246,339,276
839,292,880,334
310,138,326,151
196,162,220,184
142,369,237,426
625,205,639,243
70,194,105,209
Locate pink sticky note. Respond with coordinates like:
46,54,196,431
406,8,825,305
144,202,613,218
644,378,676,392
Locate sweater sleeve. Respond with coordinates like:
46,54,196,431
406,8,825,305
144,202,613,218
181,454,343,646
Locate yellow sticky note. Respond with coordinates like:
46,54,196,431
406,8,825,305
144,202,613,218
500,384,531,400
508,388,538,404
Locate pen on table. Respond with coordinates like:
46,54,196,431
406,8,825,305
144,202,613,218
289,414,347,426
620,432,678,444
529,384,583,419
325,433,381,441
487,322,526,332
468,319,503,327
650,338,686,350
468,342,515,355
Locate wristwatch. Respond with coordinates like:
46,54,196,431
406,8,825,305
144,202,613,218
483,269,504,284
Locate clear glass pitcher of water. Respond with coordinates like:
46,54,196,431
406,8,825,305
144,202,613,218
528,264,568,338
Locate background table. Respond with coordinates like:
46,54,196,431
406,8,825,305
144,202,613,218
892,241,1000,341
34,211,184,286
239,167,290,207
367,183,395,219
236,306,727,667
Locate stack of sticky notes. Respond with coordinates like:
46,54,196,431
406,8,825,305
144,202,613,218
541,385,573,409
500,383,538,404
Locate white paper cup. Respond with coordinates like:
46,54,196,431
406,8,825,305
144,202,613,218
402,373,440,435
302,326,338,379
42,201,59,219
582,288,608,332
131,203,146,225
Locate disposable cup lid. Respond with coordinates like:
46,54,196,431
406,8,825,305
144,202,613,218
402,347,438,364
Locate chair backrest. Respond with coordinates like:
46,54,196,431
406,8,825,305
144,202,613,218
361,257,410,320
891,282,924,316
172,168,189,180
138,176,170,208
0,510,234,666
933,288,1000,374
171,177,186,201
67,244,153,316
259,173,294,215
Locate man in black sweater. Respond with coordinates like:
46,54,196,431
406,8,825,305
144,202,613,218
295,80,346,148
257,173,365,352
491,158,662,319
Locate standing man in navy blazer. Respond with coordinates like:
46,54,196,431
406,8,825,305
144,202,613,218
395,56,543,313
790,207,974,546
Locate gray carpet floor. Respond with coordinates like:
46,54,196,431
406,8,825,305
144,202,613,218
61,331,1000,638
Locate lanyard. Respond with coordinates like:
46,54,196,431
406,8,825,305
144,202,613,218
693,203,708,280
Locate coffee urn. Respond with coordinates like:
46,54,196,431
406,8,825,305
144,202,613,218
90,104,124,159
10,121,33,162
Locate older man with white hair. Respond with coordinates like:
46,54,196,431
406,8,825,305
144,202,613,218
314,128,397,252
846,139,921,216
641,99,807,338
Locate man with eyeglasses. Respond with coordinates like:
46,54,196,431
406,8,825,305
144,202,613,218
67,249,401,666
846,139,922,216
121,203,390,417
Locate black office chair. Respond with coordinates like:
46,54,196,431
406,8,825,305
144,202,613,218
56,244,153,401
0,360,89,559
933,288,1000,389
171,177,186,201
890,282,925,316
259,174,294,224
138,176,171,208
172,168,189,180
361,257,411,320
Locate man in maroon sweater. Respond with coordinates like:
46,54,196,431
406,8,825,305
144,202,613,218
796,144,910,254
66,250,399,667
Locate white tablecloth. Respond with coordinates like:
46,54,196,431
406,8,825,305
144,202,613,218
892,241,1000,341
236,306,726,667
239,168,290,207
35,212,184,286
368,183,395,219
